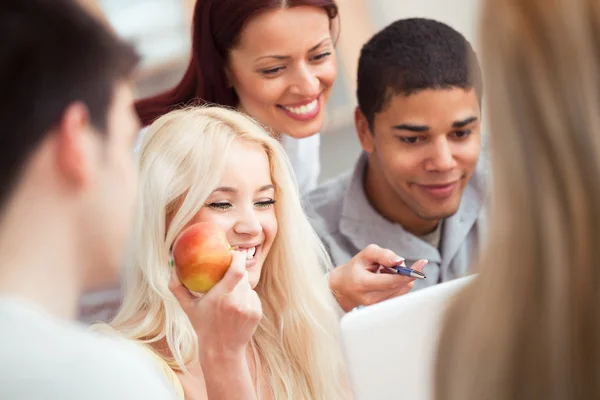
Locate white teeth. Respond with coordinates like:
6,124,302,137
245,247,257,260
283,99,318,115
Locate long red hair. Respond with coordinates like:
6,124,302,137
135,0,339,127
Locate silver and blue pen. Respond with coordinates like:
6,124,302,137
383,265,426,279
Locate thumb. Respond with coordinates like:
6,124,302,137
356,245,404,272
410,259,428,272
214,251,247,294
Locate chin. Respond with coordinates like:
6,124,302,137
413,197,459,219
247,266,263,289
282,125,322,139
248,276,260,289
421,205,461,220
278,116,325,139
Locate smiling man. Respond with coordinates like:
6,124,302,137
304,18,488,308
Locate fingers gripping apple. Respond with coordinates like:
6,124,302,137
172,222,233,293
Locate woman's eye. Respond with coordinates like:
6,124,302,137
260,67,285,76
208,202,232,210
312,51,332,61
255,199,276,209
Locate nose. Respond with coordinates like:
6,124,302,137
233,206,262,237
425,138,457,172
288,63,320,97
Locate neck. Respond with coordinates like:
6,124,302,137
363,160,439,236
0,192,82,320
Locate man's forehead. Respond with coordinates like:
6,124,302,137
377,88,480,124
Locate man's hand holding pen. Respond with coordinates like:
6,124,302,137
329,244,428,312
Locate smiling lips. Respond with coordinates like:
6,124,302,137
278,96,321,121
416,181,460,199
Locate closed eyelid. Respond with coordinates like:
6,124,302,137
311,51,331,60
207,201,232,209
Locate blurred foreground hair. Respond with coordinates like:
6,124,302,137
436,0,600,399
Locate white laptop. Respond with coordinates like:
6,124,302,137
340,275,475,400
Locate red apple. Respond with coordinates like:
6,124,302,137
172,222,232,293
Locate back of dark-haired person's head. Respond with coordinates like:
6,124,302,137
0,0,139,211
357,18,483,130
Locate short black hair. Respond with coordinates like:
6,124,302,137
0,0,139,209
357,18,483,129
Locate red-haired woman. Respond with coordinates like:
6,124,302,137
135,0,340,194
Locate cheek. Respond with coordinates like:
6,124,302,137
318,58,338,90
190,209,237,237
234,70,283,108
237,81,289,119
458,138,482,169
110,148,137,202
379,146,421,181
260,210,278,244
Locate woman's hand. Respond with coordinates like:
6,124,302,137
169,250,263,358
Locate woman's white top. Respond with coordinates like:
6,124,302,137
278,134,320,194
134,127,321,195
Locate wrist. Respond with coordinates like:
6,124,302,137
199,346,246,366
200,347,256,400
329,269,353,312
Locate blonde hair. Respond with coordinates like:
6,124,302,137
102,107,347,399
436,0,600,399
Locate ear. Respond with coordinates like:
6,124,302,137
355,106,375,153
55,102,94,188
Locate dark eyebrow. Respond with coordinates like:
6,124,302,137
393,124,430,133
254,38,332,62
308,38,332,52
453,116,478,128
255,54,289,62
393,116,479,132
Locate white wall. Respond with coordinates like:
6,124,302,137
369,0,482,51
98,0,189,69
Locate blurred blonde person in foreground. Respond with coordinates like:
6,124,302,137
435,0,600,399
96,107,348,399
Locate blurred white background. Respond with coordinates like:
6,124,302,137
97,0,482,183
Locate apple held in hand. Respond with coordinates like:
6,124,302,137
172,222,233,293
